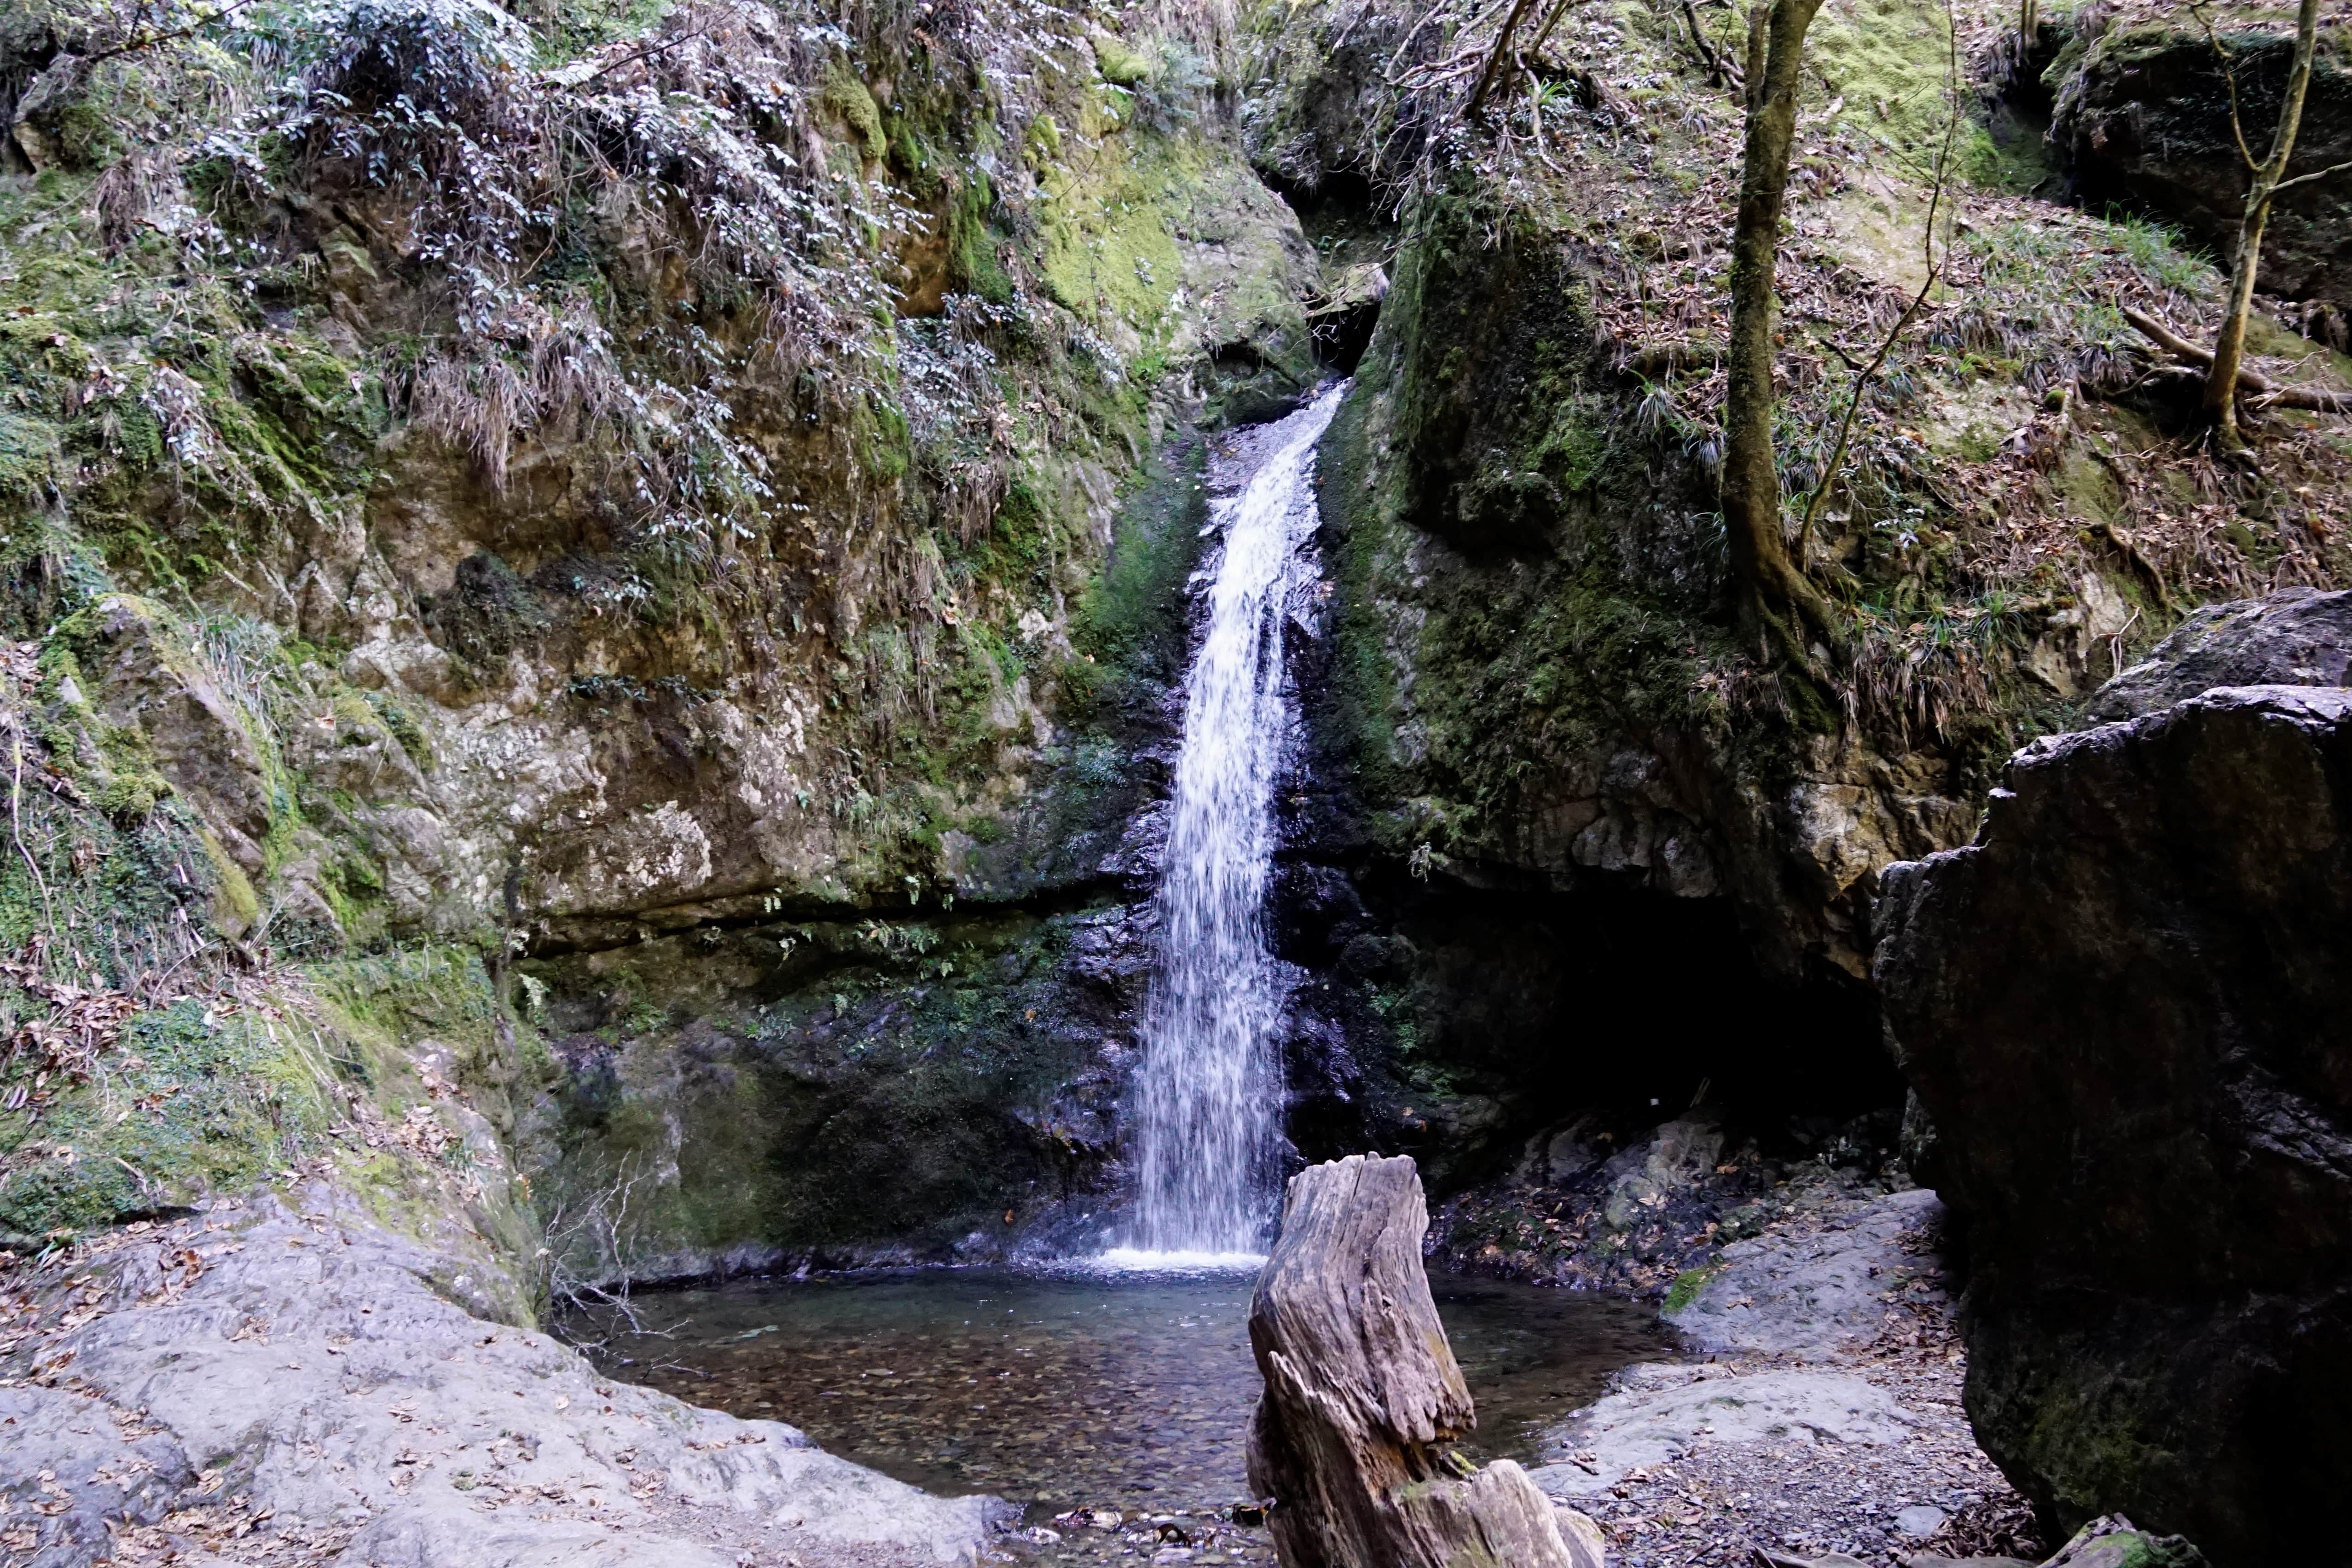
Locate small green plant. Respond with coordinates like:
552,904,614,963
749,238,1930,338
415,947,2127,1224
2112,214,2214,295
1664,1265,1718,1311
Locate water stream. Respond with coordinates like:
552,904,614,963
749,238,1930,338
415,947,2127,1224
583,1267,1667,1562
571,389,1680,1562
1120,386,1347,1261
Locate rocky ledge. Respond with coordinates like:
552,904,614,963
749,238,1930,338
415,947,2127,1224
0,1195,1003,1568
1877,683,2352,1567
1521,1187,2042,1568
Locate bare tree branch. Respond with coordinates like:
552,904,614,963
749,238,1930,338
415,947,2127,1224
2123,305,2352,411
1465,0,1543,116
2271,154,2352,194
83,0,261,67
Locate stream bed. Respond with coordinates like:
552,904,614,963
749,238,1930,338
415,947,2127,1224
580,1266,1670,1562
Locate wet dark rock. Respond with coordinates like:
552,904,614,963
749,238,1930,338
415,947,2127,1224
1876,685,2352,1566
1427,1109,1909,1300
526,900,1155,1276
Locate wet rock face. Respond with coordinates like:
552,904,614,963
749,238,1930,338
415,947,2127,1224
1875,685,2352,1566
2048,17,2352,307
525,897,1157,1276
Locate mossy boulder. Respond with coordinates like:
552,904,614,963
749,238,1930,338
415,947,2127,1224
523,901,1146,1275
2049,11,2352,306
1091,34,1154,88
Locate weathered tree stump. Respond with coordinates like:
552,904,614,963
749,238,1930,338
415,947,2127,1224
1246,1153,1603,1568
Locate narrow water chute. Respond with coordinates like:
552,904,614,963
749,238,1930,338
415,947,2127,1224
1114,384,1347,1265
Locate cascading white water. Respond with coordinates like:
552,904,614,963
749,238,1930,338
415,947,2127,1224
1110,383,1346,1267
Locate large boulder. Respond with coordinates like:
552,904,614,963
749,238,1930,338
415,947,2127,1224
2083,586,2352,722
1874,684,2352,1566
2047,8,2352,310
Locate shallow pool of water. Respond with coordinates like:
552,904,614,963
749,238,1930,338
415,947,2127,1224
580,1266,1668,1557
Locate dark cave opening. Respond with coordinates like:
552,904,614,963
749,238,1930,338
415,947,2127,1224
1271,862,1903,1194
1274,170,1394,376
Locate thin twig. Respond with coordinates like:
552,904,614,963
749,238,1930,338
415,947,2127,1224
10,731,55,946
83,0,260,65
1524,0,1584,58
2270,154,2352,194
2187,0,2261,171
1681,0,1739,85
576,3,741,86
1383,0,1468,83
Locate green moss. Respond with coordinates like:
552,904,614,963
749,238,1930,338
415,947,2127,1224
1035,134,1189,335
948,171,1016,305
1091,34,1154,87
531,908,1106,1268
1025,113,1063,167
1664,1265,1719,1311
0,999,335,1243
364,690,435,770
311,943,508,1091
1804,0,1991,177
823,64,888,161
0,412,62,509
1068,436,1211,708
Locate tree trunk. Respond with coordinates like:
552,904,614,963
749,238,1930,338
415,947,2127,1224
1721,0,1836,654
1245,1154,1604,1568
2204,0,2323,448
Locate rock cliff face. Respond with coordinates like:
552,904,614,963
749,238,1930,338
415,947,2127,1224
0,0,1324,1273
2045,1,2352,314
1876,682,2352,1566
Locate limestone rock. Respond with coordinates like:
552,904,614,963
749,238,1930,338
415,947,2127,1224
1663,1188,1943,1358
76,594,277,876
2,1196,1001,1568
1529,1365,1916,1500
1876,685,2352,1566
1244,1153,1591,1568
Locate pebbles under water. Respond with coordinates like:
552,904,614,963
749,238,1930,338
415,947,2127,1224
584,1266,1668,1562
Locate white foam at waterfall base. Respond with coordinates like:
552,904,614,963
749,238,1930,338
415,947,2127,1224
1117,382,1348,1261
1089,1246,1270,1274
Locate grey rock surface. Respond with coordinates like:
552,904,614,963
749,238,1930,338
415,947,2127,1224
1663,1188,1944,1357
0,1195,1000,1567
2082,586,2351,722
1895,1505,1950,1539
1528,1365,1917,1499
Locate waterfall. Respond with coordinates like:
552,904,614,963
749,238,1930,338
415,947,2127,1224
1112,383,1346,1266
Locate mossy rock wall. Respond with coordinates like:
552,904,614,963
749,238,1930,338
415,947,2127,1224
2046,6,2352,308
0,0,1327,1270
